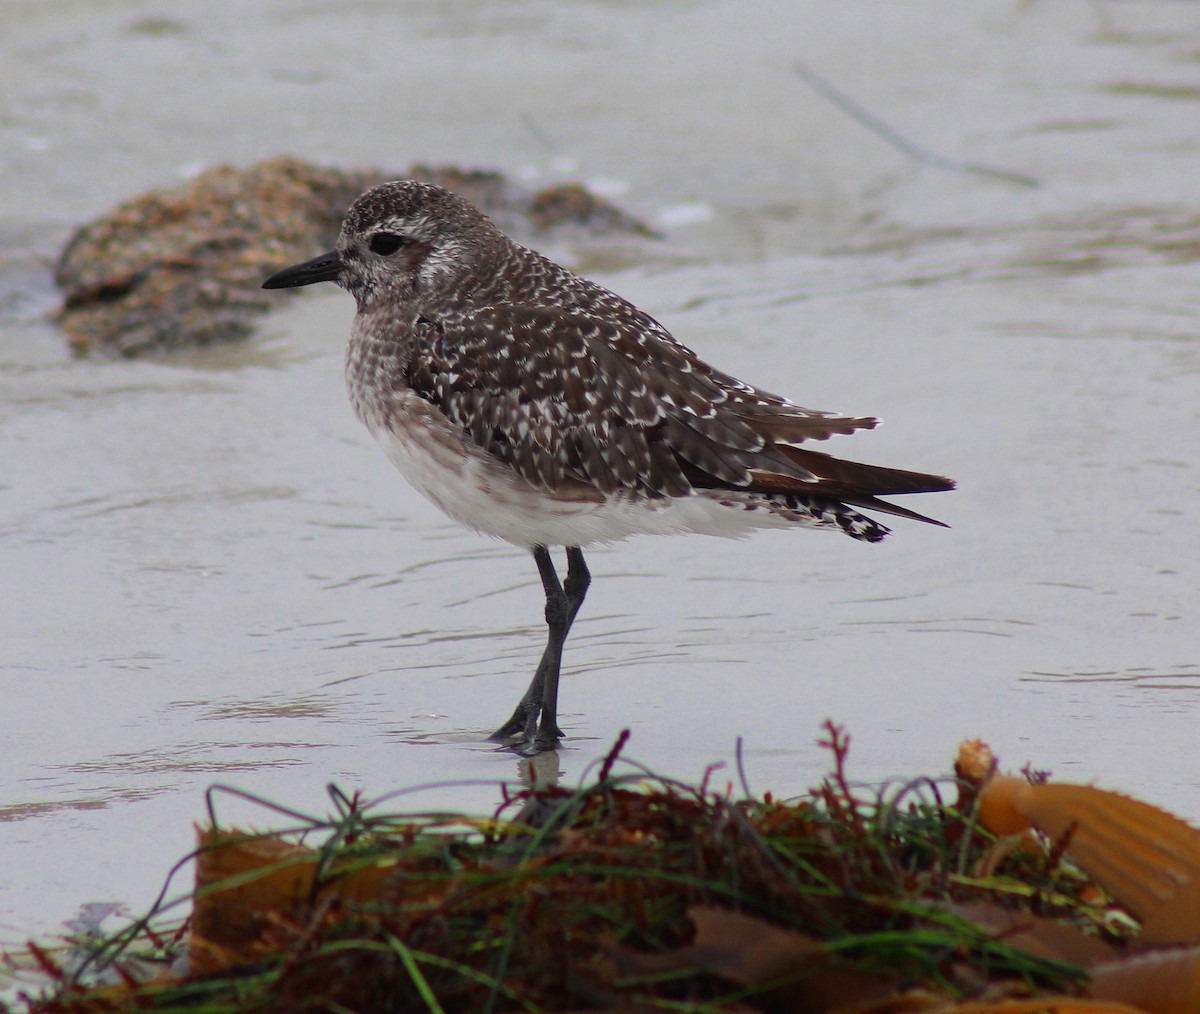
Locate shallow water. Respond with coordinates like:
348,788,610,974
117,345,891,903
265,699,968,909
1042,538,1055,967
2,0,1199,944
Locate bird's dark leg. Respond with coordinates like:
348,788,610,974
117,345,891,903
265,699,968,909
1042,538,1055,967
488,547,563,743
532,547,589,750
489,546,590,752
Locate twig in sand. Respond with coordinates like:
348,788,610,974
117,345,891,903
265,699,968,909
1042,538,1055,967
794,60,1040,189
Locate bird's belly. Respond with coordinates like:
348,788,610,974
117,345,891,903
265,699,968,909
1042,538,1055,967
351,388,840,548
350,387,589,546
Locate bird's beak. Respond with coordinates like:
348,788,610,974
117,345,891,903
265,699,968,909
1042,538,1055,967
261,250,343,289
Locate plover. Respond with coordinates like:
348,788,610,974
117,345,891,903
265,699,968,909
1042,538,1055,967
263,181,954,753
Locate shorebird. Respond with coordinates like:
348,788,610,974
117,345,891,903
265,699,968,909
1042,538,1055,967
263,181,954,753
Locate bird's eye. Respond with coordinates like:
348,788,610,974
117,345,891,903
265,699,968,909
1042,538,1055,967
369,233,408,256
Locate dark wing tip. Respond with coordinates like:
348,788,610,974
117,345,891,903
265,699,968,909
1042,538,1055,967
923,474,956,494
845,494,952,528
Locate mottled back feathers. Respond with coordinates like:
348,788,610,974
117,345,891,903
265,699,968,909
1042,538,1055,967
337,181,953,527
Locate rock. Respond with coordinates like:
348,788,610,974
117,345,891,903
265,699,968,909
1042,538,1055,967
54,156,656,357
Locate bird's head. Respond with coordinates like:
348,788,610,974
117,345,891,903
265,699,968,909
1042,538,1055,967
262,180,498,309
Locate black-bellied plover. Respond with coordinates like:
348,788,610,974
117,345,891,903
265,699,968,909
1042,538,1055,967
263,181,954,753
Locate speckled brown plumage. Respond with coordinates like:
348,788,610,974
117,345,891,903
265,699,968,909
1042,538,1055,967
263,180,954,751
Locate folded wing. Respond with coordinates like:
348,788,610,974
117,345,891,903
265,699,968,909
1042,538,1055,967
404,306,954,523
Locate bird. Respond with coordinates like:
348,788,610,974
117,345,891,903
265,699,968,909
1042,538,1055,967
262,180,954,754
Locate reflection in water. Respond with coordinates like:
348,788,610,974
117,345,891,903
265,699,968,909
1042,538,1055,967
518,750,563,790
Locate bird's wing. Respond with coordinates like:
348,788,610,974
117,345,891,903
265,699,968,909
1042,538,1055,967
598,301,882,443
405,305,950,506
406,305,686,495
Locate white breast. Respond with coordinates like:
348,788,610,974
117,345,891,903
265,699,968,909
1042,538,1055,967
348,378,835,548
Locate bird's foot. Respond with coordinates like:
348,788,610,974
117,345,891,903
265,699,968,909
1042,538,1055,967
487,709,536,744
487,710,564,754
490,733,561,756
512,733,561,757
488,699,563,742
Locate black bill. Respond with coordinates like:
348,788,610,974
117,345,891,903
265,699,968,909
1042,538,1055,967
262,250,344,289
